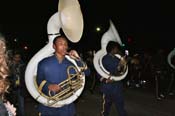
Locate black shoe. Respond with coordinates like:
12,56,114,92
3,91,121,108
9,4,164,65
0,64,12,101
156,97,162,101
168,92,174,96
135,84,141,88
159,94,165,99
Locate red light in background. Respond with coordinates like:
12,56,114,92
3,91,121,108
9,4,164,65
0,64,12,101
127,37,132,43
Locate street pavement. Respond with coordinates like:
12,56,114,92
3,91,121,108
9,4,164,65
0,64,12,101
25,86,175,116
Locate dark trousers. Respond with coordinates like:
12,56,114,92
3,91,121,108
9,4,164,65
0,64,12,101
167,71,175,94
101,86,127,116
155,71,166,98
17,89,25,116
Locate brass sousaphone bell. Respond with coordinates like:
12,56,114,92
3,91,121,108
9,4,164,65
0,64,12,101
93,20,128,81
58,0,83,43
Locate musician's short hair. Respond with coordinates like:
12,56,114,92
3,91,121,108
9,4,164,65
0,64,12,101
53,35,67,45
106,41,121,53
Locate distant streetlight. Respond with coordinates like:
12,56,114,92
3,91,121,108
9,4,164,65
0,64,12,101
96,27,101,32
14,38,17,42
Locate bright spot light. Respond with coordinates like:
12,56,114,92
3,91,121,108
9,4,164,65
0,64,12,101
24,46,28,50
96,27,101,32
14,38,17,42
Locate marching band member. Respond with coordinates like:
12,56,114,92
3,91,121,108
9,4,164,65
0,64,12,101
97,41,127,116
36,35,90,116
152,49,167,100
167,49,175,97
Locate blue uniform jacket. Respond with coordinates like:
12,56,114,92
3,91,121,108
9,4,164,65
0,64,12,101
36,55,90,116
98,54,123,94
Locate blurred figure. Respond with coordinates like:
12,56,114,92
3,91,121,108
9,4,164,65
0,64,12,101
140,51,153,87
127,54,142,88
0,33,16,116
152,49,168,100
9,51,26,116
167,53,175,97
85,50,98,93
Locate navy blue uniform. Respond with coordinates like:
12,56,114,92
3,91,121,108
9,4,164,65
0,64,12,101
37,55,90,116
99,54,127,116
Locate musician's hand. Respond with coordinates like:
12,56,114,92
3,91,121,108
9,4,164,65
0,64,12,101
48,84,61,92
100,78,114,83
68,50,80,60
4,101,16,116
106,79,114,83
120,56,127,66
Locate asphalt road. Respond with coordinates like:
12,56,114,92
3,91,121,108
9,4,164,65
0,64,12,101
24,85,175,116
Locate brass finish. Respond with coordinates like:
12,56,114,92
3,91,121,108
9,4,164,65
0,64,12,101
37,60,87,106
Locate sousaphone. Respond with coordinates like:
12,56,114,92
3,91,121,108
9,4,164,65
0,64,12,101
93,20,128,81
25,0,84,107
168,48,175,70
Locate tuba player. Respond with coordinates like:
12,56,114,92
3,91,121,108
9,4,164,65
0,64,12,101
97,41,127,116
36,35,90,116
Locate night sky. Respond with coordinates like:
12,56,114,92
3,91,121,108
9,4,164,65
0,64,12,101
0,0,174,57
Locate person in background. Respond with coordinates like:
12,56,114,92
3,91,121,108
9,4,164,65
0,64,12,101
97,41,127,116
152,49,168,100
85,50,98,94
167,54,175,97
9,51,26,116
0,33,16,116
129,54,142,88
36,35,90,116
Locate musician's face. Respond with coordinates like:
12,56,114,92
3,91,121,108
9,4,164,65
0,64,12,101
112,46,119,54
13,54,21,63
53,37,68,56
